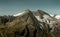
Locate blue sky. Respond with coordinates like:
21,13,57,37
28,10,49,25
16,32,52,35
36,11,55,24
0,0,60,15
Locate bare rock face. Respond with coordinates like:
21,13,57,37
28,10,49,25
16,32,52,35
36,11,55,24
0,9,60,37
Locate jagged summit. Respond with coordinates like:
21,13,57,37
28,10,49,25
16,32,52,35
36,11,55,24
13,9,60,19
14,9,50,16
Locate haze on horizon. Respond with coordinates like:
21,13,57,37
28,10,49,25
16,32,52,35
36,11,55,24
0,0,60,15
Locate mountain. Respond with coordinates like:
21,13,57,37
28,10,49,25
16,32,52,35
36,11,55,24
0,9,60,37
6,10,43,37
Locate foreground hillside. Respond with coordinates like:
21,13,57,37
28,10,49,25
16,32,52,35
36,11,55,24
0,10,60,37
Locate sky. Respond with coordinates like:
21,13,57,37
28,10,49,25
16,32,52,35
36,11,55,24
0,0,60,15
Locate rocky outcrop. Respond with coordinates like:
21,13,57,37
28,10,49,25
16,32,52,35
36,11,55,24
0,16,16,25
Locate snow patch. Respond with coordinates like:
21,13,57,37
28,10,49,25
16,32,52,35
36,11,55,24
35,16,43,22
50,14,60,19
13,11,25,16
